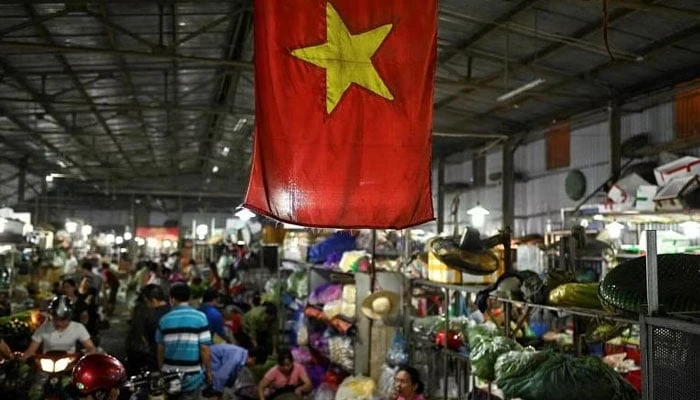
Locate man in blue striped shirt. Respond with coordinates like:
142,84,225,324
156,283,212,399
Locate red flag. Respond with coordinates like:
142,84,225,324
244,0,437,229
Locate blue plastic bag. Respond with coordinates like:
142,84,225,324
308,231,357,264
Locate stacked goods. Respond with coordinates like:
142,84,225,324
495,350,639,400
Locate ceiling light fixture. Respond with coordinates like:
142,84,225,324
57,160,67,168
496,78,546,102
45,174,54,183
212,165,219,173
233,118,247,132
222,146,230,156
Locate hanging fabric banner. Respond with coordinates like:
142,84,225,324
244,0,437,229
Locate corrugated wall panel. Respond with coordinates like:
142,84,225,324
486,148,503,175
621,102,675,143
442,185,503,236
571,122,610,166
445,160,472,183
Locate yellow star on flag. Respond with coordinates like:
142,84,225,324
291,3,394,114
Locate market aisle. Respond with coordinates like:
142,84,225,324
99,307,129,362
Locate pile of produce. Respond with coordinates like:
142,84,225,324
470,335,521,381
0,317,32,351
548,283,602,309
494,350,639,400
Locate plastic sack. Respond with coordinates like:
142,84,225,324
291,346,312,364
470,336,521,382
322,300,343,320
378,364,399,397
385,332,409,367
287,271,309,299
339,251,367,272
498,353,639,400
310,284,343,305
328,336,354,371
341,285,356,304
309,382,336,400
309,231,357,264
467,323,499,348
335,376,377,400
296,315,309,346
548,283,602,309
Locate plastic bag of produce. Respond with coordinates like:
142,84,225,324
500,354,639,400
296,315,309,346
385,331,409,367
335,376,377,400
467,323,499,348
548,283,602,309
470,336,521,381
286,271,309,299
309,383,336,400
378,364,399,397
495,349,553,387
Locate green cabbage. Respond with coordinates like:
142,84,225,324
470,336,521,381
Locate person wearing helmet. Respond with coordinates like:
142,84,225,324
21,295,96,360
72,353,126,400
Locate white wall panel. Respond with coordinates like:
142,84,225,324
444,160,472,183
486,148,503,175
571,122,610,167
621,102,675,144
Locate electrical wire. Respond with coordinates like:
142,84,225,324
603,0,616,62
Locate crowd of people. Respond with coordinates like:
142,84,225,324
0,251,428,400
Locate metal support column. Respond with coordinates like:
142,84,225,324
437,159,446,234
17,156,27,204
502,140,515,232
40,177,48,224
641,230,658,400
609,100,622,178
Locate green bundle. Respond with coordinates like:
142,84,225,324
548,283,602,309
498,354,639,400
470,335,521,382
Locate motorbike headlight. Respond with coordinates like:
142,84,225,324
53,357,72,373
39,358,55,373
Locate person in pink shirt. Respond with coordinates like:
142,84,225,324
257,350,312,400
392,366,426,400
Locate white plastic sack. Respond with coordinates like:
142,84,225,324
335,376,376,400
378,364,399,397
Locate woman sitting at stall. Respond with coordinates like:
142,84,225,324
391,366,425,400
257,350,312,400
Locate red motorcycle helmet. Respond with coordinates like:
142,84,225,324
72,354,126,396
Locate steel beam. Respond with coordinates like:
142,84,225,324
0,8,70,36
437,1,648,112
438,0,539,65
609,100,622,177
25,4,137,174
562,0,700,22
436,159,445,234
502,140,515,234
0,40,254,69
97,0,157,166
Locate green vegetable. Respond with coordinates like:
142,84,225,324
466,323,499,348
600,254,700,314
498,354,639,400
548,283,602,309
495,349,552,385
470,336,521,382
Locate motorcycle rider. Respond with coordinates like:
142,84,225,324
21,295,96,360
72,353,126,400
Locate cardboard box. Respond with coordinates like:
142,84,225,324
654,156,700,185
653,175,700,211
608,173,650,204
635,185,658,211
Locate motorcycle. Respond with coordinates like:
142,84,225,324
34,351,80,400
122,370,183,400
0,354,33,397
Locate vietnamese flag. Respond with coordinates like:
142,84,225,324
244,0,437,229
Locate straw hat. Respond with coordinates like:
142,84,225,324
361,290,400,320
